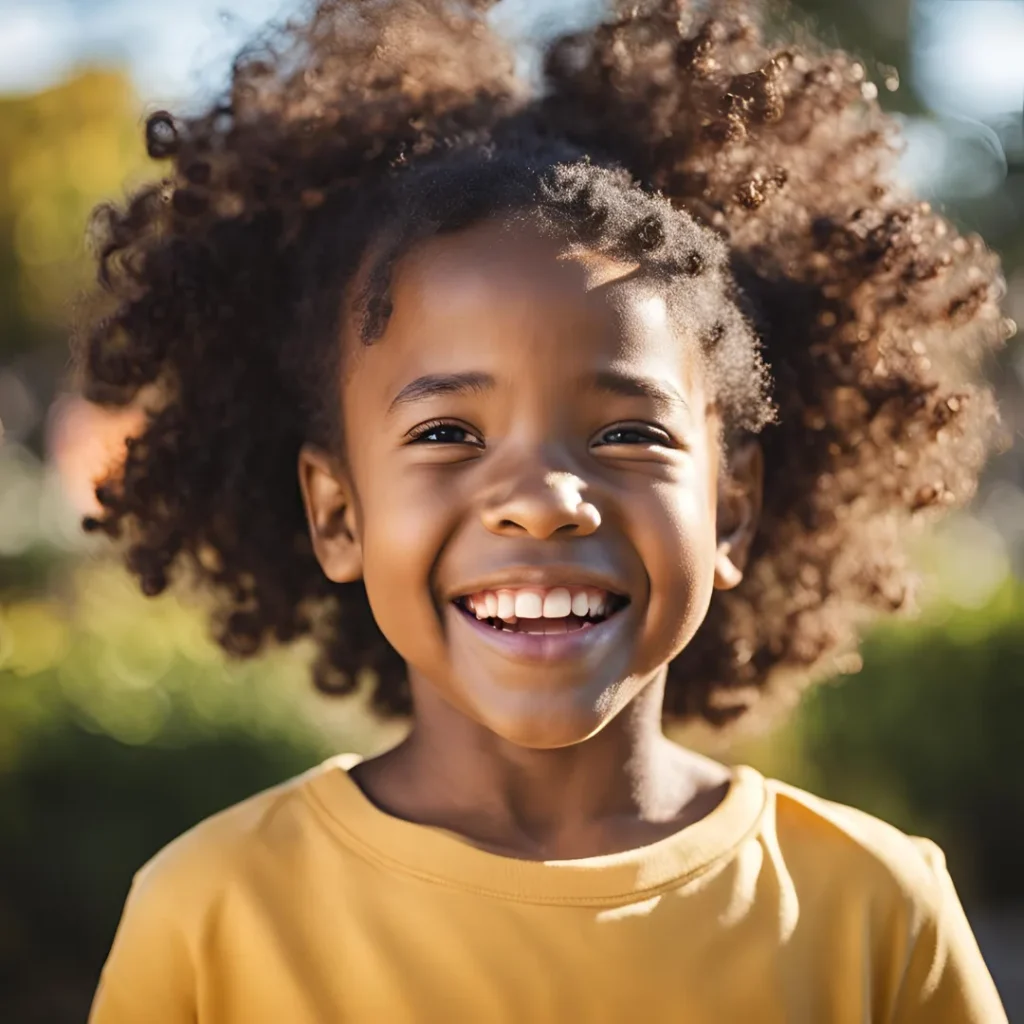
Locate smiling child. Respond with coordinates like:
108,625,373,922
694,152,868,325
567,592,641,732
83,1,1009,1021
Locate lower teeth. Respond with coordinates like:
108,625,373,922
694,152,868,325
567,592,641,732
487,614,600,634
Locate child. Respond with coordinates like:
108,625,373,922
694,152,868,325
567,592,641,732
82,1,1010,1020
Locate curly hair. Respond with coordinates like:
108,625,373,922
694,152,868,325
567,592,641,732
76,0,1008,727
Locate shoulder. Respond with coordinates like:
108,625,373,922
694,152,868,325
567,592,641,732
750,775,1006,1022
758,774,952,918
90,761,344,1021
127,757,339,925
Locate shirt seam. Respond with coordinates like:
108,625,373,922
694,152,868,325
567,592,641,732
299,772,769,907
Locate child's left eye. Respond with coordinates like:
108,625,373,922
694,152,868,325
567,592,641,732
596,425,670,446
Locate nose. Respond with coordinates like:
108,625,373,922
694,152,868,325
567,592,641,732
480,468,601,539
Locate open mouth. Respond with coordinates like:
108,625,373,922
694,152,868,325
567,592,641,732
453,586,629,635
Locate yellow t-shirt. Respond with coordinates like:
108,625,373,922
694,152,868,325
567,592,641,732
89,755,1006,1023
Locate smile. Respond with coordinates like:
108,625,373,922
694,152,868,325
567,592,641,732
453,586,630,635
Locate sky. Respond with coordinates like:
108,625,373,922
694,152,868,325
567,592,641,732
912,0,1024,121
0,0,291,105
0,0,604,105
1,0,1021,115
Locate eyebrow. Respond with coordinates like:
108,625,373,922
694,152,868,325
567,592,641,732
387,371,496,412
588,370,688,411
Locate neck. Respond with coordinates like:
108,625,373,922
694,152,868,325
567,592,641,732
352,669,728,858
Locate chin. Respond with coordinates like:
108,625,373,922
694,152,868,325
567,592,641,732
497,720,605,750
465,686,618,750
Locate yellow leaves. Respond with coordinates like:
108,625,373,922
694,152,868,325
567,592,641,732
14,195,69,266
0,600,71,676
0,67,153,341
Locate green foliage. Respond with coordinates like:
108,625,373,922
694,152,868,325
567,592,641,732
795,577,1024,904
781,0,920,112
0,731,329,1023
0,561,396,1022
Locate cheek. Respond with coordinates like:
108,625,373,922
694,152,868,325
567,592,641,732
636,470,718,654
356,466,458,656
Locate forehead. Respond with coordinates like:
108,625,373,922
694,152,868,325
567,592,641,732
344,218,706,402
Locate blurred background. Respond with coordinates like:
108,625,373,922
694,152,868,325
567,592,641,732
0,0,1022,1020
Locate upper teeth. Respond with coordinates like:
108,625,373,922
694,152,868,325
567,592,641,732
463,587,611,621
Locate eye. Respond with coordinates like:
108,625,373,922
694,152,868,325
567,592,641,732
595,423,672,447
407,419,484,446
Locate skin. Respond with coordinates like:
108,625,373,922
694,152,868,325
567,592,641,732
298,216,763,860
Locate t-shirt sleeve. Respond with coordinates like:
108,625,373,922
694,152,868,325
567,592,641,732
888,837,1007,1024
88,862,197,1024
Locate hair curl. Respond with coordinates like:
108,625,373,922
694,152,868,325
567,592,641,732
76,0,1008,726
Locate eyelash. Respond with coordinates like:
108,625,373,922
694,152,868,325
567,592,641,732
406,419,484,446
595,424,672,447
406,420,673,448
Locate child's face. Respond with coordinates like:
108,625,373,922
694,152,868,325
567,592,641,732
300,217,760,747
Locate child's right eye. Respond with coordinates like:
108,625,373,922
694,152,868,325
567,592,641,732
407,420,484,446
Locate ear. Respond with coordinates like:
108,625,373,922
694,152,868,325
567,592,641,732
713,439,763,591
297,443,363,583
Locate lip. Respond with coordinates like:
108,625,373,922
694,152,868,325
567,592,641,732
445,564,631,602
448,598,633,665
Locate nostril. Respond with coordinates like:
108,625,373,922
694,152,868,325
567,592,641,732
493,518,585,539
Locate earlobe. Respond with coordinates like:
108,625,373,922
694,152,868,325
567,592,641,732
297,443,363,583
713,547,744,590
713,440,763,592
